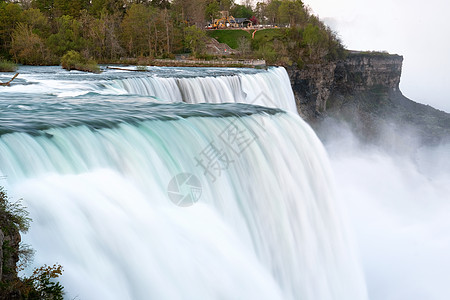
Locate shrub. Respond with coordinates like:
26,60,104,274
0,187,65,299
0,187,31,234
22,264,65,300
61,50,101,73
0,60,17,72
136,65,148,71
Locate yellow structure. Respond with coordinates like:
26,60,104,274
211,11,239,29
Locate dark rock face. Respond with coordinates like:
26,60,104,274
333,53,403,93
0,207,22,299
288,52,450,147
0,228,20,283
287,62,336,119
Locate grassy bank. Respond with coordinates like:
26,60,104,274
0,60,17,72
206,30,252,49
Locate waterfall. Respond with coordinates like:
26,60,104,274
101,67,298,113
0,67,367,299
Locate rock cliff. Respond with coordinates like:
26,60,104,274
288,52,450,147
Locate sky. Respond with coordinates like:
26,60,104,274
241,0,450,112
301,0,450,113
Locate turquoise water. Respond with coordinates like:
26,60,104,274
0,66,367,300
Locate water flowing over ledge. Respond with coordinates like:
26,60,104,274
2,66,297,113
0,66,368,300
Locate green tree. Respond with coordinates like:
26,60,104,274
230,4,252,19
22,8,51,37
218,0,234,11
278,0,306,27
23,264,65,300
90,0,125,18
120,3,158,57
0,2,23,57
172,0,206,26
265,0,280,24
47,15,85,57
303,23,328,60
53,0,89,17
10,23,53,65
183,25,206,57
151,0,170,9
205,0,220,23
79,10,123,61
254,1,267,24
31,0,54,17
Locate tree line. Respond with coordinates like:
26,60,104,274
0,0,345,66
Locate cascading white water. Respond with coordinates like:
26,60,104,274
0,66,367,300
0,111,367,300
102,67,298,113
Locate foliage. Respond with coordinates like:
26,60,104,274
47,15,86,57
205,0,220,22
0,59,17,72
21,264,65,300
120,3,174,58
278,0,306,27
184,25,207,57
0,187,31,235
53,0,89,18
0,2,24,57
265,0,281,24
22,8,51,37
303,23,328,60
237,36,251,57
136,65,148,71
10,23,56,65
0,187,64,299
0,0,346,67
231,4,253,19
61,50,100,73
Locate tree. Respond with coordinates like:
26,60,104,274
77,10,122,61
265,0,280,25
151,0,170,9
90,0,126,18
47,15,86,57
183,25,206,57
237,36,251,57
10,23,51,64
231,4,253,19
278,0,306,27
249,15,258,25
172,0,206,26
0,2,23,57
303,23,328,60
22,8,51,37
218,0,233,11
120,3,161,57
31,0,54,17
205,0,220,23
254,2,266,24
53,0,89,18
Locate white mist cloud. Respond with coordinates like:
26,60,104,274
303,0,450,112
322,124,450,300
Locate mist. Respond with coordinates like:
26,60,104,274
318,120,450,300
303,0,450,113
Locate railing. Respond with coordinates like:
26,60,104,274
153,59,266,67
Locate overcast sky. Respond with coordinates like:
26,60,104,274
301,0,450,112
